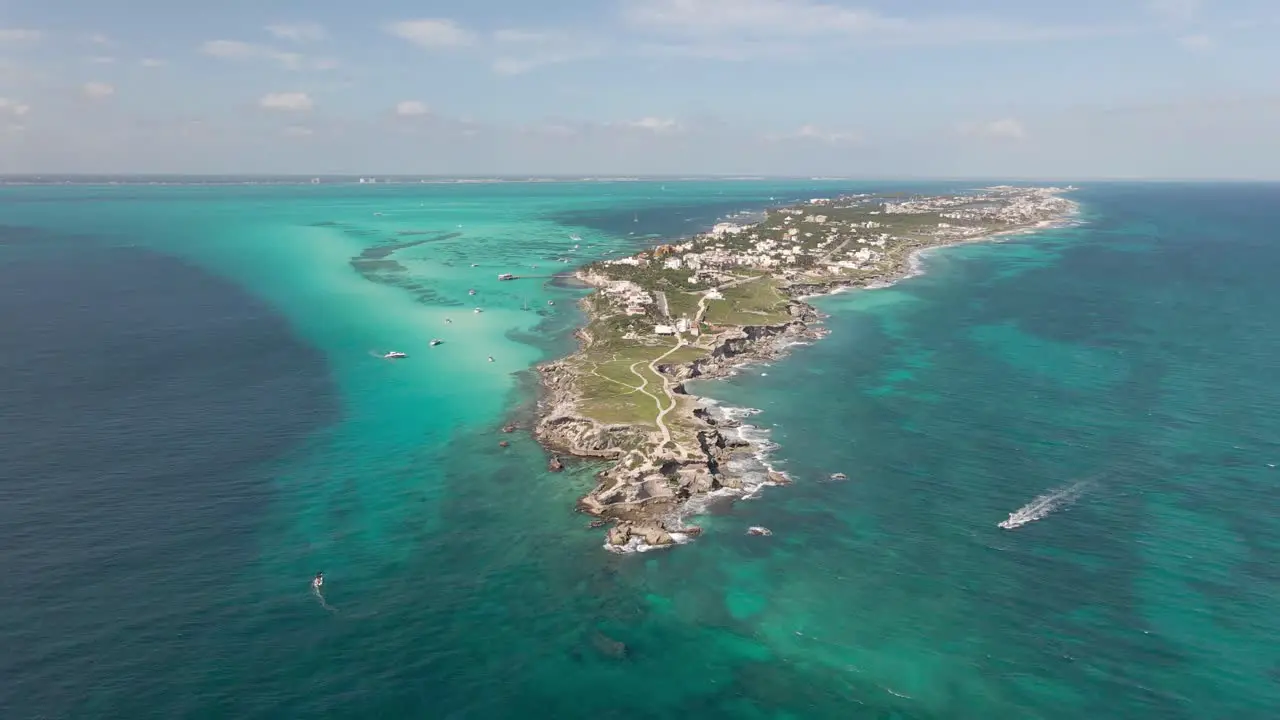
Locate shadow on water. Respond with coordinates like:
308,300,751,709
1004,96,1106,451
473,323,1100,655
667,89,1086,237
0,241,339,718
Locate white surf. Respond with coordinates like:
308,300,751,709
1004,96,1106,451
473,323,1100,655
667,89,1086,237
999,478,1094,530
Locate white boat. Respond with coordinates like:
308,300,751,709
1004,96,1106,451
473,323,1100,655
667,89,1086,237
468,289,476,295
498,273,516,281
430,339,442,346
384,351,407,359
474,308,483,313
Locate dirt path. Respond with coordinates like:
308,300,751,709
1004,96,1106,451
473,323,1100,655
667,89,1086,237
640,338,686,443
819,237,851,263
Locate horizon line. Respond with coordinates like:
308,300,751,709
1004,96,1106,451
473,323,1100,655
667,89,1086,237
1,173,1277,183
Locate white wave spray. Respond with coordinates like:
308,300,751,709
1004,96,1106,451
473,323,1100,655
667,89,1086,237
998,476,1096,530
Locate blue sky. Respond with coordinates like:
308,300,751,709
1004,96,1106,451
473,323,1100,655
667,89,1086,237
1,0,1278,177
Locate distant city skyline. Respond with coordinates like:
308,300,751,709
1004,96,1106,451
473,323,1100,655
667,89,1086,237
1,0,1277,178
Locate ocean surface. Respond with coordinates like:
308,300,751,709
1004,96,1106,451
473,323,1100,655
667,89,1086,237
2,180,1278,719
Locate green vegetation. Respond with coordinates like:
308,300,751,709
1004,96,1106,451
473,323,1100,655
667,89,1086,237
704,278,791,327
561,188,1068,434
663,290,700,321
570,344,682,427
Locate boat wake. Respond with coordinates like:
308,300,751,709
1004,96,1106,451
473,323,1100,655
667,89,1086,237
999,477,1095,530
312,586,338,614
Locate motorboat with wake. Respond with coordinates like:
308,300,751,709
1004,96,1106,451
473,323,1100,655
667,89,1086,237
430,339,442,347
384,350,408,359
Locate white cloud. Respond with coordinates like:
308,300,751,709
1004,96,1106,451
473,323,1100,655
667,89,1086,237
779,124,863,144
490,30,603,75
140,58,167,68
266,23,327,42
958,118,1026,140
82,82,115,100
0,28,43,43
386,19,474,48
1178,33,1213,50
0,97,31,116
90,56,116,64
396,100,431,116
492,53,584,74
283,125,315,137
525,122,579,137
623,0,1128,53
259,92,313,111
88,32,115,47
624,0,885,37
1147,0,1200,23
200,39,337,70
626,117,681,132
493,29,550,43
201,39,260,59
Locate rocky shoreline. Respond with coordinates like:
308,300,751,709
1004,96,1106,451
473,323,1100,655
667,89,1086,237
534,192,1079,552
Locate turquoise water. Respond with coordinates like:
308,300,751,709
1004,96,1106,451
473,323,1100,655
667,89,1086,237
2,181,1278,718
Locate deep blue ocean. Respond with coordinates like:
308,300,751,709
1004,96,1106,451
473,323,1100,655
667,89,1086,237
1,181,1278,719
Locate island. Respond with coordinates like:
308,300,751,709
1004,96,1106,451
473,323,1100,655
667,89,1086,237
535,186,1077,551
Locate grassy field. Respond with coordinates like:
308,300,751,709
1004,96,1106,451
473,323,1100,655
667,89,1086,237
663,290,700,321
703,277,791,327
571,343,680,426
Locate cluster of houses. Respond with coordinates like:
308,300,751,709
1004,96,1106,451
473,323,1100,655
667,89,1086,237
603,198,905,287
654,318,698,336
883,186,1073,225
592,187,1073,337
600,279,656,316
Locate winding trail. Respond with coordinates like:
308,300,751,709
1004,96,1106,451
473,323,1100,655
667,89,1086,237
647,337,686,443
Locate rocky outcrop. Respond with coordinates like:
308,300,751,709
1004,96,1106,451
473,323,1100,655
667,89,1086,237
534,296,821,541
606,520,676,548
768,471,793,485
591,631,628,660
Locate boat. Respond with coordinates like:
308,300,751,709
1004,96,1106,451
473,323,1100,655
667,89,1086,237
430,339,442,346
468,289,476,295
384,351,408,359
474,308,483,313
497,273,516,281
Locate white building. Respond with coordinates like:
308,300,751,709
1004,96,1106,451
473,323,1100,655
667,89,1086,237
655,325,676,335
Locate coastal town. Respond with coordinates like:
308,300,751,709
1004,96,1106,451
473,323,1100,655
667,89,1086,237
535,186,1076,552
